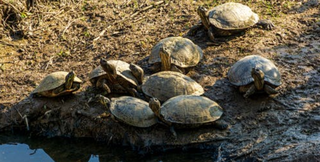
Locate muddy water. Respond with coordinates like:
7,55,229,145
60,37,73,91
0,134,215,162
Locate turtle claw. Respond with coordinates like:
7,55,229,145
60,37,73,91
257,19,275,30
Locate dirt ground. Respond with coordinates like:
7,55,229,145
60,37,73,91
1,0,320,161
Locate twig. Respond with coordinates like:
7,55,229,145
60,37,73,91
133,16,146,23
266,155,289,161
129,1,164,18
0,40,17,47
3,1,21,13
14,107,29,131
0,100,15,104
44,56,54,70
60,18,78,37
230,148,256,160
93,26,110,42
215,144,224,162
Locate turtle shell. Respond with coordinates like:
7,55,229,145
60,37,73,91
160,95,223,124
104,60,139,86
110,96,157,128
208,2,259,30
32,71,82,94
148,37,203,68
228,55,281,86
88,65,105,80
142,71,204,102
88,65,106,85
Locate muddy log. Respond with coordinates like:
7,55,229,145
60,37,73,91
0,92,230,150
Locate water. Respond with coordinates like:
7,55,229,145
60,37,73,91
0,134,215,162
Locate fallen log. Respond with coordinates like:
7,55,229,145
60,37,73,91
0,91,230,152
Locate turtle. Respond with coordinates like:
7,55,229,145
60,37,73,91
31,71,82,97
141,71,204,102
98,95,157,128
228,55,281,98
88,65,111,92
99,59,144,97
190,2,274,41
149,95,228,138
148,37,203,73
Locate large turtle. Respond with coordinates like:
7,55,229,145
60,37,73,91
98,95,157,128
148,37,203,73
191,2,274,41
228,55,281,98
149,95,228,138
99,59,144,97
141,71,204,102
31,71,82,97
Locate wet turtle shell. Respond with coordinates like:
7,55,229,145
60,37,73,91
159,95,223,125
142,71,204,102
228,55,281,87
208,2,259,32
32,71,82,97
109,96,157,128
148,37,203,69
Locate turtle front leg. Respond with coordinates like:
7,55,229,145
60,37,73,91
52,86,66,96
170,125,178,139
213,120,229,130
149,64,161,73
71,83,81,91
256,19,275,30
243,84,256,98
208,27,215,41
97,78,111,94
171,65,185,74
126,87,144,99
264,85,278,95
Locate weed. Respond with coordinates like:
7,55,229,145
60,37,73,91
20,12,27,19
56,50,70,57
84,30,90,37
0,64,5,71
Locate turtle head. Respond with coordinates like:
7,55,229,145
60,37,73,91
251,68,265,90
149,98,161,117
100,58,117,81
65,71,76,90
96,94,111,108
159,42,172,71
129,63,144,84
197,6,210,30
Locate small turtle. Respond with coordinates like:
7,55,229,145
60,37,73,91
148,37,203,73
191,2,274,41
141,71,204,102
228,55,281,98
98,95,157,128
99,59,144,97
149,95,228,138
31,71,82,97
88,65,110,92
